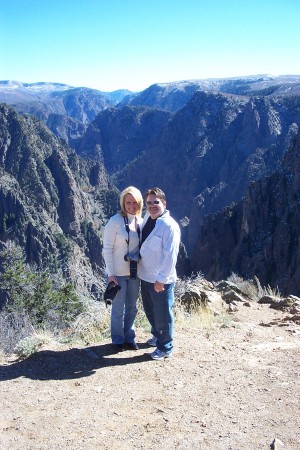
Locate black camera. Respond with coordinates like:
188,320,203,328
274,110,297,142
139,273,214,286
104,281,121,307
124,253,139,279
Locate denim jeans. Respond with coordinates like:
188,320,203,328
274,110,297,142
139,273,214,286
111,276,140,344
141,280,175,354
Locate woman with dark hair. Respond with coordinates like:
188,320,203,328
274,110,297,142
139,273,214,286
103,186,143,351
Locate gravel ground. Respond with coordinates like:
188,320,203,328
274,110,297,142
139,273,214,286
0,302,300,450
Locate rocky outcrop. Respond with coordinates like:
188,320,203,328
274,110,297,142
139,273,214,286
0,104,111,293
191,131,300,296
177,276,300,326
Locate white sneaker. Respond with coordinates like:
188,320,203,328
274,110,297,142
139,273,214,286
150,349,172,360
146,336,157,347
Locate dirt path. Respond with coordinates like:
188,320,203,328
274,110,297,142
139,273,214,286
1,303,300,450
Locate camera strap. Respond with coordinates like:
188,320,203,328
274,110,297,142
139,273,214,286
124,216,141,251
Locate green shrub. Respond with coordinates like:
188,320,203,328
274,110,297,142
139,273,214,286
0,242,88,355
0,242,85,326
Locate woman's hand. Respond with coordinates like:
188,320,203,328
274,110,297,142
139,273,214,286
108,275,118,285
154,281,164,293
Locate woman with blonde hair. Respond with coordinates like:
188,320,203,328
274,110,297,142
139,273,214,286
103,186,143,351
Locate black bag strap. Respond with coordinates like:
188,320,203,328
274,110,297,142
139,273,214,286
124,216,140,250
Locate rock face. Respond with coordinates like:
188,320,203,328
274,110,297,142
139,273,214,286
191,131,300,296
75,105,171,174
118,81,210,112
0,104,111,293
120,92,300,251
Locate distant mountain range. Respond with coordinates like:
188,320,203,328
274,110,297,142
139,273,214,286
1,75,300,295
0,80,132,105
119,75,300,110
0,80,132,146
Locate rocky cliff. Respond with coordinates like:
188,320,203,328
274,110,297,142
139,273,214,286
191,130,300,296
75,105,171,174
120,91,300,252
0,104,112,294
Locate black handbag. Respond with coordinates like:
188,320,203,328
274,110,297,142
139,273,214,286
103,281,121,306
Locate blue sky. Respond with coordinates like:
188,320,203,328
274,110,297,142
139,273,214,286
1,0,300,92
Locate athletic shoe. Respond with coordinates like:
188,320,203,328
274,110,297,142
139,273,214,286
150,349,172,360
146,336,157,347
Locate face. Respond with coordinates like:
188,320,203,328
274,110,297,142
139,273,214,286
124,193,139,215
146,194,166,219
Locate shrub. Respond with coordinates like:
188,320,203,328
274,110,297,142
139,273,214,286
0,311,34,355
15,333,51,358
0,242,87,355
227,272,258,299
0,242,85,326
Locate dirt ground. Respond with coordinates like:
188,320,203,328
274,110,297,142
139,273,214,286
0,302,299,450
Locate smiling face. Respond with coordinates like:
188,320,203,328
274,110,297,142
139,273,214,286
146,194,166,219
124,193,139,215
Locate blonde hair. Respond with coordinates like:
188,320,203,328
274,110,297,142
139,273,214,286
120,186,143,217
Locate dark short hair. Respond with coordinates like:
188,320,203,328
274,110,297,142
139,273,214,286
145,187,166,202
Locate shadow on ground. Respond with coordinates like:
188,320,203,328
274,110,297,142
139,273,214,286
0,342,152,382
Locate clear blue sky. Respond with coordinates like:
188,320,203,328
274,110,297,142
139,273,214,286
1,0,300,92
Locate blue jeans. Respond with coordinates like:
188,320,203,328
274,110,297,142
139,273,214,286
111,276,140,344
141,280,175,354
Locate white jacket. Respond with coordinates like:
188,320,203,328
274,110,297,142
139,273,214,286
138,211,181,284
103,212,143,277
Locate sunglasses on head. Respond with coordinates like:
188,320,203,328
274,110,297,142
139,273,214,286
146,200,160,205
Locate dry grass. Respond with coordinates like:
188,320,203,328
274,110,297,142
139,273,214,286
227,273,282,301
174,300,215,327
174,297,231,329
0,273,238,356
11,269,283,358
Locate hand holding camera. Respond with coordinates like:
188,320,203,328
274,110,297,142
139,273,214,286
104,281,121,306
